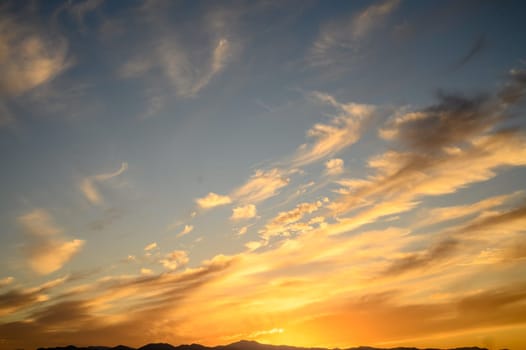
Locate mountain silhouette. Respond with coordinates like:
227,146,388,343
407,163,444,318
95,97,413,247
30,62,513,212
37,340,488,350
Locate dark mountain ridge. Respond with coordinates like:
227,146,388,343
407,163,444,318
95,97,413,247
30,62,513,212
37,339,488,350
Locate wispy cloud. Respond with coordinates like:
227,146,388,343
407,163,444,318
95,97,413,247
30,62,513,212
309,0,400,66
192,93,370,213
231,168,289,204
80,162,128,205
63,0,105,29
18,209,84,275
117,4,238,104
415,191,523,229
0,11,71,96
155,37,232,98
0,275,68,317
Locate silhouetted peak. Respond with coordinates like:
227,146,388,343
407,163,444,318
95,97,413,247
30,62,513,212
37,346,111,350
227,341,262,347
173,344,208,350
112,346,136,350
138,343,177,350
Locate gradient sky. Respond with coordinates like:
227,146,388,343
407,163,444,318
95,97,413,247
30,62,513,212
1,1,526,350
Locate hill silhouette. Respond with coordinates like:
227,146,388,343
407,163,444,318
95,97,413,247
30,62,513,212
37,339,488,350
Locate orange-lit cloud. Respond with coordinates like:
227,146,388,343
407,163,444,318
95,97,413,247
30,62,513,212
292,93,374,167
232,169,289,204
231,204,257,220
178,224,195,237
196,192,233,209
0,14,70,96
144,242,158,251
160,250,189,271
325,158,344,175
18,209,85,275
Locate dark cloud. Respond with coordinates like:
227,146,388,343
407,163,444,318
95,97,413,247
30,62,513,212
0,256,238,349
381,201,526,277
499,68,526,104
332,68,526,216
32,300,92,326
0,288,42,314
383,67,526,154
388,92,496,153
88,207,123,231
457,284,526,318
0,277,67,315
382,238,459,276
451,34,487,71
456,202,526,236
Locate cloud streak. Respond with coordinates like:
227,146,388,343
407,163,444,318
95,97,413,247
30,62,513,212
292,93,374,167
80,162,128,205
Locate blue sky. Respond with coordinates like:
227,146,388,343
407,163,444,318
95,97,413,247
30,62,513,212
1,1,526,349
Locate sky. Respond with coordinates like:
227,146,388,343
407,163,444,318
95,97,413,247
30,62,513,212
1,1,526,349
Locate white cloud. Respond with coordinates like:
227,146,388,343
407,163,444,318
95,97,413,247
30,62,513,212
325,158,344,175
80,162,128,205
196,192,232,209
178,225,194,237
231,204,257,220
18,209,84,275
144,242,158,251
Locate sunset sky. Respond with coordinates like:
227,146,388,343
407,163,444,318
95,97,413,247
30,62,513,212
1,1,526,350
